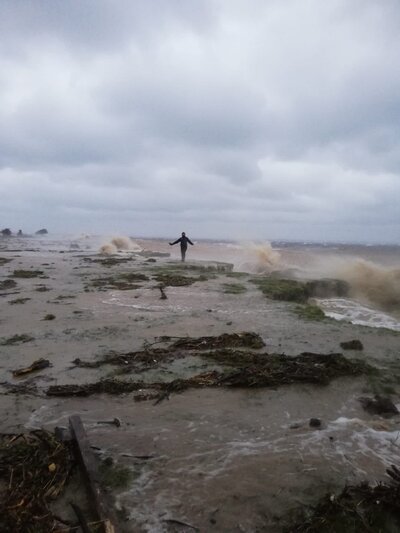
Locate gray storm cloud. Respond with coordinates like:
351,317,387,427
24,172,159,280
0,0,399,242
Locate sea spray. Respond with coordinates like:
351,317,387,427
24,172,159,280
339,259,400,312
282,253,400,314
100,243,118,255
237,242,282,273
99,236,142,255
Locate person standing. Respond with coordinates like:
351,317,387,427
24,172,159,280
169,232,194,262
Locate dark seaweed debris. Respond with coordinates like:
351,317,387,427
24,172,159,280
0,431,73,533
12,358,51,377
340,339,364,350
71,333,266,373
88,272,148,290
72,347,172,373
359,395,399,416
288,465,400,533
0,279,17,291
211,351,369,387
8,297,31,305
47,353,370,397
165,331,265,350
12,269,45,278
1,334,35,346
153,273,204,286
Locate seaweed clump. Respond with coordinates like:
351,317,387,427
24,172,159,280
223,283,247,294
72,347,172,373
0,431,73,533
71,333,265,374
1,334,34,346
11,270,45,278
0,279,17,291
8,297,31,305
251,277,309,303
288,465,400,533
153,273,204,287
166,332,265,350
295,304,326,321
89,272,148,291
47,352,370,398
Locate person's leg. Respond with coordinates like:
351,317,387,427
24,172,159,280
181,247,186,262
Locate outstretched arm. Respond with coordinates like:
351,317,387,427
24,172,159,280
188,238,194,245
169,238,181,246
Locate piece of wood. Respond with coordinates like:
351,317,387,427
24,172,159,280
69,415,119,533
70,502,91,533
12,358,50,377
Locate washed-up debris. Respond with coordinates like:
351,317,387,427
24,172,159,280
43,313,56,320
215,352,368,387
175,261,233,273
12,358,51,377
88,271,148,291
163,518,199,531
0,430,73,533
165,332,265,350
288,465,400,532
84,256,135,266
68,415,121,531
36,285,50,292
309,418,322,428
0,381,39,395
0,257,12,265
98,256,134,266
153,272,204,286
47,353,370,398
134,391,161,402
70,502,90,533
340,339,364,350
159,285,168,299
99,459,132,489
1,333,35,346
359,395,399,416
72,347,173,373
47,378,146,397
8,297,31,305
97,417,121,427
0,279,17,291
11,269,45,278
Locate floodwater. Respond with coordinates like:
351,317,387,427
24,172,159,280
1,233,399,531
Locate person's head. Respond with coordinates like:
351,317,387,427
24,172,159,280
182,232,186,237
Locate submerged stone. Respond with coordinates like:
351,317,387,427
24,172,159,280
340,339,364,350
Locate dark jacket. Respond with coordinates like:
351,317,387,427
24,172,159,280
171,236,193,249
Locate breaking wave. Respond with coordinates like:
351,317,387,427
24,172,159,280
238,242,282,273
337,260,400,313
99,236,142,255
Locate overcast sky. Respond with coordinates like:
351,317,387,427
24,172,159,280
0,0,399,243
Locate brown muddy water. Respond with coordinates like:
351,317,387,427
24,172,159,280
0,234,399,532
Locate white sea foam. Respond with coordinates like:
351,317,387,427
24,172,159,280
316,298,400,331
